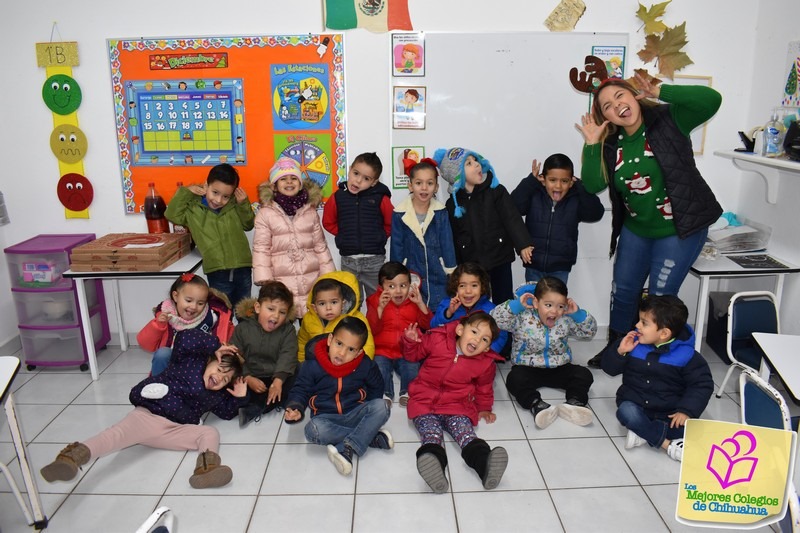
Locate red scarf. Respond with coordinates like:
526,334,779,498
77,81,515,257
314,339,364,378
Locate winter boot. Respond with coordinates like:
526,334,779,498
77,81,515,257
238,403,264,428
416,443,449,493
189,450,233,489
461,438,508,490
40,442,91,482
587,329,625,369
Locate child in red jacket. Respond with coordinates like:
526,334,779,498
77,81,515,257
366,262,432,408
401,312,508,494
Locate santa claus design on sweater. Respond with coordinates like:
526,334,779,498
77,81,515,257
624,172,652,195
643,139,654,158
656,197,673,220
615,147,624,171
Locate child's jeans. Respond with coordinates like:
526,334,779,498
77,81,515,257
84,407,220,458
341,254,385,301
524,267,569,285
303,398,390,456
615,400,685,448
151,347,172,376
207,266,252,311
374,355,419,399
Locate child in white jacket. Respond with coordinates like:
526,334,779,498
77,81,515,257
253,157,335,319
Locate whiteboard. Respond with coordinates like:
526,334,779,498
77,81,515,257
390,31,629,196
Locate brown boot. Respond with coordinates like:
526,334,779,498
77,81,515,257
189,450,233,489
40,442,91,482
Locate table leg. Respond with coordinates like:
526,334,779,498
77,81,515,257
694,275,710,352
75,278,99,380
111,279,128,351
4,392,48,528
775,273,786,308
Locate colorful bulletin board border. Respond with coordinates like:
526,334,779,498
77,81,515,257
108,34,345,214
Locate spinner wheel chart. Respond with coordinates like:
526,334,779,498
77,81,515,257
282,141,331,188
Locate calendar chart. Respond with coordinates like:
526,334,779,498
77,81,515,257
125,79,245,166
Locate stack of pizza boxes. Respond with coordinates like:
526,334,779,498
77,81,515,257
69,233,192,272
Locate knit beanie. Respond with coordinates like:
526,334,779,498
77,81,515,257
269,156,302,184
432,147,498,218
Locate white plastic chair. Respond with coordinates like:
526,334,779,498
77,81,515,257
715,291,779,398
135,506,174,533
739,368,799,532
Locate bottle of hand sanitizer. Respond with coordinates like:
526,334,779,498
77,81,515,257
762,108,786,157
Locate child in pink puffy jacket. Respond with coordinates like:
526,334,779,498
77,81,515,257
253,157,335,319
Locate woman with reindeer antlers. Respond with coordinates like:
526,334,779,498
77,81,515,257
571,58,722,368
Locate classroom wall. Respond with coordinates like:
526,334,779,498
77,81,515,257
0,0,796,351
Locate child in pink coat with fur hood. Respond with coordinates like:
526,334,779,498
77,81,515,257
253,157,335,319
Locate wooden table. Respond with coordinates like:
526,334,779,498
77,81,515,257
1,356,47,528
689,253,800,352
753,332,800,403
62,249,203,380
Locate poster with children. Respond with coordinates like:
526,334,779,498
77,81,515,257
676,419,795,529
591,45,626,80
393,86,426,129
782,41,800,107
391,145,424,189
392,33,424,77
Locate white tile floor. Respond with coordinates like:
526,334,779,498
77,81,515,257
0,337,790,532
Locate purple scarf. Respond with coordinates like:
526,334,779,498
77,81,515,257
273,189,308,216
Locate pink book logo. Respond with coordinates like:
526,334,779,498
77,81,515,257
706,430,759,489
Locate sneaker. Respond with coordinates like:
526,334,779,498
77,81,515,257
666,438,685,462
531,400,559,429
586,353,603,369
625,430,647,449
383,394,393,409
327,444,354,475
558,399,593,426
399,393,409,407
369,428,394,450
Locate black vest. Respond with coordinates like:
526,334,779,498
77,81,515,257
334,181,391,256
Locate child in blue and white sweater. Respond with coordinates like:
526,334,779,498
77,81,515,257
491,277,596,429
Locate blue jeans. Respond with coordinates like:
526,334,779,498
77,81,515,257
304,398,390,456
206,267,252,311
616,400,685,448
525,267,569,285
374,355,419,399
341,254,385,302
609,226,707,333
151,347,172,376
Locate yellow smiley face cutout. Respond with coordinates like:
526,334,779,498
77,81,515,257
50,124,88,164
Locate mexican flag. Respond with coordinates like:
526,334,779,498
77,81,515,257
324,0,413,32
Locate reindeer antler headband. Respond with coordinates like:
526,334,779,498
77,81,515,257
569,55,610,94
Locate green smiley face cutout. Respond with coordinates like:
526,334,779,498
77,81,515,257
42,74,82,115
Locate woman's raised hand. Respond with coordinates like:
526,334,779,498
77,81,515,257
576,113,609,145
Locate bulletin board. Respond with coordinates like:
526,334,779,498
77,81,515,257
108,34,346,214
390,32,628,190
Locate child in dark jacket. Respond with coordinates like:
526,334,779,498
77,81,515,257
41,329,246,489
511,153,604,284
232,281,298,427
366,261,432,407
283,317,393,476
602,295,713,462
434,146,533,304
401,312,508,493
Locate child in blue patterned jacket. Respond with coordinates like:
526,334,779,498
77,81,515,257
491,276,597,429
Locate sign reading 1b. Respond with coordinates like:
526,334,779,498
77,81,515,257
125,78,246,167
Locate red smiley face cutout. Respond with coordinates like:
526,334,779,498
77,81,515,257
57,173,94,211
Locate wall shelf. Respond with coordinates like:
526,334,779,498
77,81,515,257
715,150,800,204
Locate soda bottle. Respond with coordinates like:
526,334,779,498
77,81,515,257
144,182,170,233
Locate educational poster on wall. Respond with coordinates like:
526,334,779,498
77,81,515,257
108,34,345,214
591,45,626,79
676,419,795,529
392,33,425,77
781,41,800,107
391,145,424,189
393,86,426,129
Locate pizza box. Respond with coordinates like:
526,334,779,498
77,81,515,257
69,246,188,272
69,233,191,263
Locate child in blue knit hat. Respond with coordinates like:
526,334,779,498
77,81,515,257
433,147,533,304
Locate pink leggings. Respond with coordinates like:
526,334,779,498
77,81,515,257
84,407,220,459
